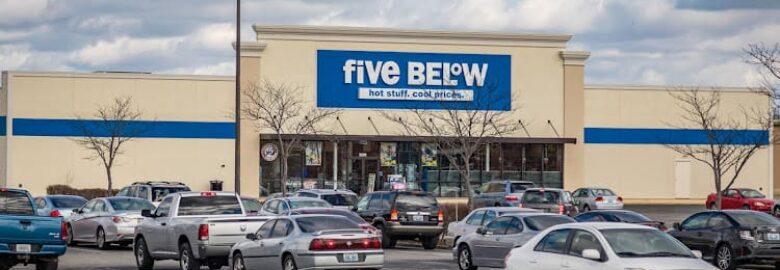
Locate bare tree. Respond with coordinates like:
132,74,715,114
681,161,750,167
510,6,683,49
745,43,780,113
73,97,148,196
381,86,520,206
665,88,771,209
242,80,341,195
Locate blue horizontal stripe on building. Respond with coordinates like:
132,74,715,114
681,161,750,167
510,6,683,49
10,118,235,139
0,116,6,136
584,127,769,145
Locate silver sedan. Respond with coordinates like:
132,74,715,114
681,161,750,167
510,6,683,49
230,214,384,270
453,213,575,269
66,196,154,249
571,187,624,211
444,207,537,247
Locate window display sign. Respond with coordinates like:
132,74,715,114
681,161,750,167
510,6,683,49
317,50,511,110
421,143,438,167
261,143,278,162
380,142,397,166
304,141,322,166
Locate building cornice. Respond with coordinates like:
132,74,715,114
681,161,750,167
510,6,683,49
3,71,234,82
560,51,590,66
232,41,267,57
253,25,572,48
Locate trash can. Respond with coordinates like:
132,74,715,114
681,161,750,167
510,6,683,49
209,180,223,191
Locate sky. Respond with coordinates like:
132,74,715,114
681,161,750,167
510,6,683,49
1,0,779,87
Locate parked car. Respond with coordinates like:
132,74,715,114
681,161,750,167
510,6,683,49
706,188,773,213
354,190,444,249
472,180,535,207
66,196,155,249
454,212,575,269
34,195,87,218
444,207,538,247
571,187,623,212
0,187,68,270
289,207,378,236
116,181,191,206
230,214,384,270
134,191,271,270
575,210,667,231
669,210,780,270
294,189,359,210
259,197,332,216
505,222,716,270
518,188,578,216
240,197,263,216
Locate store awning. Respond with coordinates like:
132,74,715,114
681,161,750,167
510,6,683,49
259,134,576,144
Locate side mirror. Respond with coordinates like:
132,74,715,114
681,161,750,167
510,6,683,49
72,209,80,214
673,222,681,231
476,227,487,235
473,190,481,195
582,249,601,261
246,233,258,241
691,250,703,259
141,209,154,218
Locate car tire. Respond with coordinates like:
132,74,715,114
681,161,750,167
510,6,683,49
35,258,57,270
179,241,201,270
458,244,477,270
66,225,75,246
96,227,109,250
134,237,155,270
282,254,297,270
707,203,714,210
207,258,224,270
422,236,438,250
376,224,396,249
715,243,736,270
583,205,591,212
232,253,246,270
774,206,780,217
742,205,751,210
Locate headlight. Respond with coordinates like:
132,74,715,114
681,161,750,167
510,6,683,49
755,202,766,207
740,230,755,240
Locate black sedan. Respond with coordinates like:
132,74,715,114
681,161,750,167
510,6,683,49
574,210,667,231
669,210,780,270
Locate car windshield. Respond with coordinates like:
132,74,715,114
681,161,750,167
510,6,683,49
510,182,535,192
740,189,765,198
241,198,263,213
0,190,34,215
396,194,438,211
108,197,155,211
178,195,243,216
602,229,694,258
592,189,616,196
524,215,575,231
522,191,560,204
151,186,190,202
612,212,651,223
294,210,365,224
289,200,331,209
321,194,358,206
50,197,87,209
296,216,360,233
728,211,780,226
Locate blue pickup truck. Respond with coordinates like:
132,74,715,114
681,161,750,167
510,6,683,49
0,187,67,270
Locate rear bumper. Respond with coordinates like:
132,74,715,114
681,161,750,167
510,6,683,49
593,202,624,210
296,251,384,270
736,242,780,263
386,222,444,237
195,243,233,259
0,243,66,257
107,225,136,243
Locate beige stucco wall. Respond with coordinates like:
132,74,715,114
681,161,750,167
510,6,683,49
584,86,773,199
4,71,236,196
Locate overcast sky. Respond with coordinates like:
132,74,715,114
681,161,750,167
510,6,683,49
1,0,779,87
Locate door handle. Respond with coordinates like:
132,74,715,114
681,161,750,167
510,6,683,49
161,223,167,226
529,260,538,264
19,220,31,225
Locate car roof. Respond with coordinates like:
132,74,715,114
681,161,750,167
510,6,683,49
524,188,565,192
0,187,29,193
578,187,613,190
177,191,237,197
285,213,353,220
285,197,328,202
297,189,356,194
291,207,352,213
42,195,86,199
132,181,188,187
503,212,567,218
550,222,656,230
474,207,539,212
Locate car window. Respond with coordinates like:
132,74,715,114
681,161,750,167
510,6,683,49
479,183,490,193
534,229,571,254
602,228,694,258
681,213,710,230
708,214,733,230
395,194,438,212
568,230,603,257
727,211,780,226
612,212,651,223
297,192,316,198
50,197,87,209
592,189,616,196
740,189,765,198
486,183,504,193
94,200,107,213
81,200,97,214
277,201,290,213
355,196,369,211
296,216,360,233
510,182,534,193
128,186,139,198
525,215,576,231
483,210,497,225
522,190,561,204
241,198,263,213
116,187,130,197
257,220,276,239
465,210,486,225
506,217,523,234
322,194,358,206
575,213,604,222
265,200,279,214
178,195,242,216
486,216,514,235
381,193,393,210
562,192,573,203
151,186,190,202
571,189,584,198
35,198,46,209
270,219,292,238
289,200,331,209
108,197,155,211
155,197,173,217
367,194,383,210
0,190,35,215
722,190,738,197
138,186,151,200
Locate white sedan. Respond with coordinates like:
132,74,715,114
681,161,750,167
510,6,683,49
504,222,717,270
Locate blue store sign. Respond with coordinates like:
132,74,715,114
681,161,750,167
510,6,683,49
316,50,511,111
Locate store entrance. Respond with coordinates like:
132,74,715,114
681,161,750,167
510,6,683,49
349,157,379,194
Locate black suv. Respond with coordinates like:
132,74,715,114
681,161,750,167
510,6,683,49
354,191,444,249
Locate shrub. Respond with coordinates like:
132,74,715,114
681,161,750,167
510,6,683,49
46,185,117,200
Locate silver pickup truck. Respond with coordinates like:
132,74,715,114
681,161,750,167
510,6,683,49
133,191,270,270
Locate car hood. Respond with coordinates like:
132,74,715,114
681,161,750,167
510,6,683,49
618,257,716,270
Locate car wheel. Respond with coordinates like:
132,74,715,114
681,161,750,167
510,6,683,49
376,224,396,249
134,237,154,270
715,244,736,270
422,236,438,250
35,258,57,270
282,254,297,270
583,205,591,212
66,225,75,246
742,205,751,210
707,203,714,210
207,259,223,270
458,245,477,270
774,206,780,217
179,241,201,270
96,228,109,250
232,253,246,270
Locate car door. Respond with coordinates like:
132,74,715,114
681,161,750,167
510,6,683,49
471,216,512,266
529,229,571,270
147,196,173,255
354,196,370,220
700,213,734,258
563,229,605,270
261,199,279,216
460,210,485,237
82,199,106,242
493,217,524,267
358,194,382,222
242,219,277,269
72,200,97,241
721,190,739,209
670,213,711,256
257,219,292,269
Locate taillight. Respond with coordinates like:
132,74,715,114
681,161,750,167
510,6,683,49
595,196,604,202
198,224,209,241
438,210,444,224
558,204,565,215
617,196,623,202
505,195,518,202
49,209,61,217
112,216,124,223
60,222,68,241
518,203,523,208
310,238,381,251
201,192,216,197
390,208,398,221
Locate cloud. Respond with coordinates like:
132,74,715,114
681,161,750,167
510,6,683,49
0,26,49,42
640,69,667,85
192,23,235,51
69,36,184,66
0,0,48,25
76,15,141,31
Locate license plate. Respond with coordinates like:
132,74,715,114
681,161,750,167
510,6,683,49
343,253,359,262
768,233,780,241
412,215,425,222
15,244,31,253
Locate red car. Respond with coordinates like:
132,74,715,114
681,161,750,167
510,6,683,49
706,188,774,212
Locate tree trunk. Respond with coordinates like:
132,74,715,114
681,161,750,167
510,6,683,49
105,166,113,197
281,153,289,195
714,173,722,210
464,159,473,209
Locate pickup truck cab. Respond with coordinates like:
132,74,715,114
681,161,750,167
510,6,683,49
134,191,270,270
0,187,67,270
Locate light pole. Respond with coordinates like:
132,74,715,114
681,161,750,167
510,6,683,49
234,0,241,195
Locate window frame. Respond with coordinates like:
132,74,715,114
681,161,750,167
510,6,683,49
534,229,572,254
680,213,711,231
155,197,173,218
465,210,486,226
